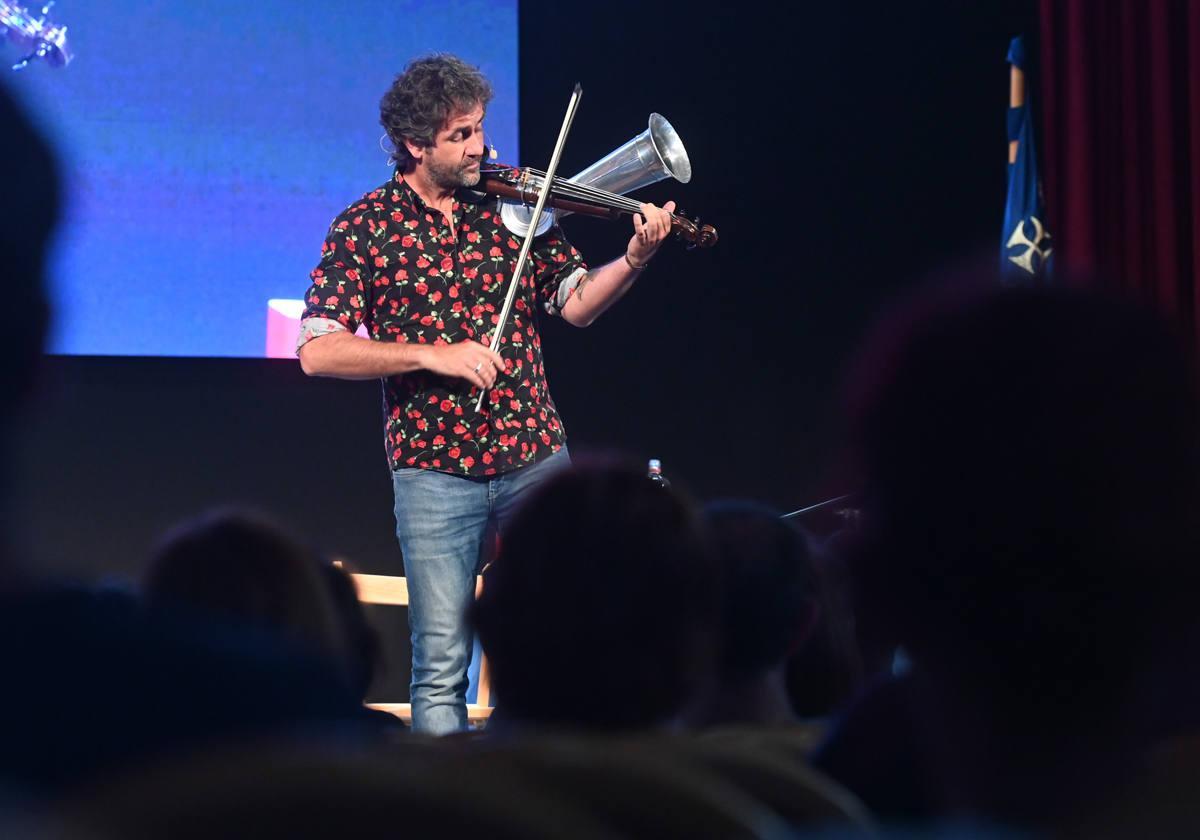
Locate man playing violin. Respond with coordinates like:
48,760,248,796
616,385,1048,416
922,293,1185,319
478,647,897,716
297,54,675,735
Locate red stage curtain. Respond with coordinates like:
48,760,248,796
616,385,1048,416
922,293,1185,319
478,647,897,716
1040,0,1200,351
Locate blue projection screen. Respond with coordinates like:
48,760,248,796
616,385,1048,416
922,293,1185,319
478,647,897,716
10,0,518,358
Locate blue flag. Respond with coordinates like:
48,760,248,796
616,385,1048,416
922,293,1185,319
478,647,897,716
1001,36,1053,281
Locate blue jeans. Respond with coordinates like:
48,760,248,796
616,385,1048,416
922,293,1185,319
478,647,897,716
392,447,570,735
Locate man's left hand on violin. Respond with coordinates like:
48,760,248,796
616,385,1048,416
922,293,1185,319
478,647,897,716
626,200,676,268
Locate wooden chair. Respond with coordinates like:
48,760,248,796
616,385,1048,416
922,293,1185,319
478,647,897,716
349,572,493,725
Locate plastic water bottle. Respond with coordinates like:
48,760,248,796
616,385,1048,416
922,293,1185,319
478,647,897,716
647,458,671,488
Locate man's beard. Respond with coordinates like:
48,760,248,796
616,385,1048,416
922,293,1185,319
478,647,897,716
427,157,481,190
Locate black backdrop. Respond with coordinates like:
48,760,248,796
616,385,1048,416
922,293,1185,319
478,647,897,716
14,0,1035,586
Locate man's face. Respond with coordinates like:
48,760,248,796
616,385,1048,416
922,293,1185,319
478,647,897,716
420,102,486,190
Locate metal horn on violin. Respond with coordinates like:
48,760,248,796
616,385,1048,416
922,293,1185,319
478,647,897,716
483,114,717,249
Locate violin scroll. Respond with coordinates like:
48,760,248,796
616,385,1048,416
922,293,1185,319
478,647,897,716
672,212,718,249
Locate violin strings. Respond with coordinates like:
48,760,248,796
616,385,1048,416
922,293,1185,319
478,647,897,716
549,185,643,214
544,182,646,213
521,168,669,216
481,166,689,225
479,166,637,211
519,169,643,212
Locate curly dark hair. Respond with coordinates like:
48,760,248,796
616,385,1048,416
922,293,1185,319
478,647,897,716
379,54,493,167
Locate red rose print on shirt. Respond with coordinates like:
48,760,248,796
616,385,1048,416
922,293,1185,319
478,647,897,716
302,168,582,479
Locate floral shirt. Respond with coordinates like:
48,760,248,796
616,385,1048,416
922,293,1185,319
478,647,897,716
298,169,588,478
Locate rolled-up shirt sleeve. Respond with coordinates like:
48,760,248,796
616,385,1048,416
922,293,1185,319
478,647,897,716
532,226,588,317
296,211,372,353
295,316,348,353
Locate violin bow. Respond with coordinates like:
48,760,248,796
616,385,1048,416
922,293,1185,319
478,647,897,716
474,83,582,413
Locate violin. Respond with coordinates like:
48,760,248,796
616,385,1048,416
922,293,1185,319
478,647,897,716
473,97,709,413
477,163,718,249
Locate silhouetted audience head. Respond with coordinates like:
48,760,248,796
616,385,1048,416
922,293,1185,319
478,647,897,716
1,84,58,411
847,284,1200,712
144,509,358,686
785,526,866,719
474,459,718,732
702,502,819,684
689,501,862,728
835,281,1200,821
0,88,370,802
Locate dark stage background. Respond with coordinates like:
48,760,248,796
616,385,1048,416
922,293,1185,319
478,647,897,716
13,0,1035,696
